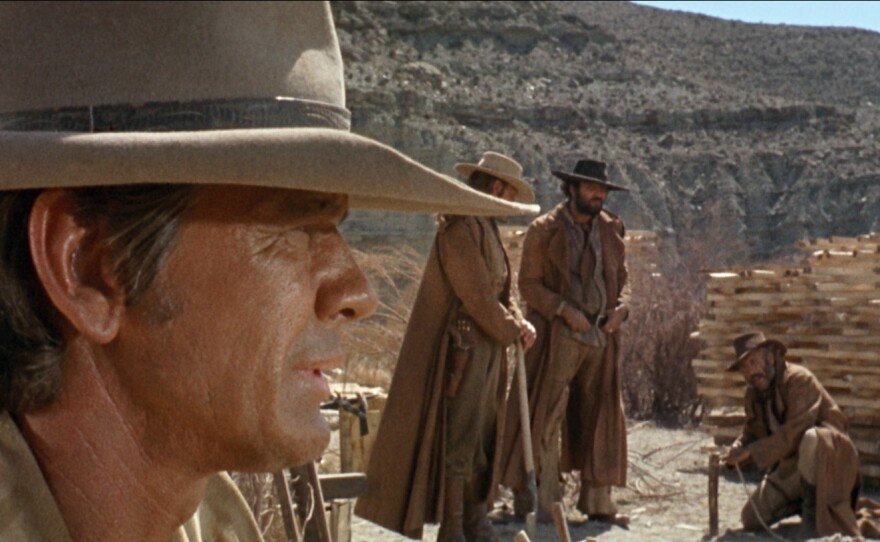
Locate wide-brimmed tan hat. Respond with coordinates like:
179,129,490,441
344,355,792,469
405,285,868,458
454,152,535,204
726,332,787,372
0,2,539,217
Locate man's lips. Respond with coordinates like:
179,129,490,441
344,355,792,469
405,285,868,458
294,353,343,373
293,356,342,399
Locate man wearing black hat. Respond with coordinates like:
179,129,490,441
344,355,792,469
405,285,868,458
499,159,630,525
723,332,880,538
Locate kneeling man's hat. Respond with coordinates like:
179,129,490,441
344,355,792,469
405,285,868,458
727,332,787,372
0,2,538,218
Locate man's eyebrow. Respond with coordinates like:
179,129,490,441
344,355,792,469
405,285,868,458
276,193,348,224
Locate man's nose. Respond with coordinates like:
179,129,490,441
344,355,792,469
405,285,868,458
312,230,378,323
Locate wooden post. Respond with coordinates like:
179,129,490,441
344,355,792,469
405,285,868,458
330,500,351,542
551,502,571,542
709,452,720,537
339,400,384,473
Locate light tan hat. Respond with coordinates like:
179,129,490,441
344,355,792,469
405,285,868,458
0,2,539,217
454,152,535,204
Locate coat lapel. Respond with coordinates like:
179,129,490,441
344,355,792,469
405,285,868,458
546,205,572,292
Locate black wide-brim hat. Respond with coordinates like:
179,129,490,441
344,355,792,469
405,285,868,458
552,159,629,192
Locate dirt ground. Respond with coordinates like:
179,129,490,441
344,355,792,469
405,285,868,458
341,420,878,542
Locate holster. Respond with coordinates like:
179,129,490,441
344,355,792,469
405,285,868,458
446,317,480,398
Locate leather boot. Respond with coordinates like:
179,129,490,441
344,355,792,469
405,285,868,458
438,477,467,542
463,500,500,542
800,481,817,539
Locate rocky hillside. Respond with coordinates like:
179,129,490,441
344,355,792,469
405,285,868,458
332,1,880,263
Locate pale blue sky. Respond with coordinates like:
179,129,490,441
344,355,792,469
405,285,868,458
632,1,880,33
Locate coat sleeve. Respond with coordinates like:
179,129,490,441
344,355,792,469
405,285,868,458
438,219,520,346
614,220,630,311
518,224,565,322
746,371,823,471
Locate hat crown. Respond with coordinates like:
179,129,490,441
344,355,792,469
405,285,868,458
733,332,768,360
476,151,523,180
0,2,344,115
571,159,608,182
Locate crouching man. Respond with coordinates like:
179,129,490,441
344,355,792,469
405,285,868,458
723,332,878,538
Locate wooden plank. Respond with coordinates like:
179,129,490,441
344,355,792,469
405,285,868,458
860,464,880,481
319,473,368,501
789,348,880,362
697,386,743,399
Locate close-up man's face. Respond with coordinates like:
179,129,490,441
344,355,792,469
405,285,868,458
110,185,377,472
738,347,775,391
572,180,608,216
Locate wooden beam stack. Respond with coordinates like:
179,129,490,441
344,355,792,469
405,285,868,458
693,233,880,480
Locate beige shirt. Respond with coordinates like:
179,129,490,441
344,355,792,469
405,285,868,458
0,411,264,542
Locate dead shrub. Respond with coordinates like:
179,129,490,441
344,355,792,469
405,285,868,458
339,245,426,389
620,233,705,425
229,472,286,541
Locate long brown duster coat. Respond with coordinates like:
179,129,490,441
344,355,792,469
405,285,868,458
737,359,880,538
355,215,521,540
500,203,628,491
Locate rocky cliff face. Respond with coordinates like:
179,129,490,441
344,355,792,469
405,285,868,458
332,1,880,263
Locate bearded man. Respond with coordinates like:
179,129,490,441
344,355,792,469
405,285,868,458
724,332,880,538
499,159,630,525
356,152,537,542
0,3,537,541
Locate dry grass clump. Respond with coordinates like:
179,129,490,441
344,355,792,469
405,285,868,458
339,245,426,389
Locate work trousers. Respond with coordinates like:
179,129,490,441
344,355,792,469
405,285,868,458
445,334,503,484
538,332,616,516
741,428,820,530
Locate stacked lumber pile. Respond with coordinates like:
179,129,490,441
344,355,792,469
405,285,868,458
693,233,880,480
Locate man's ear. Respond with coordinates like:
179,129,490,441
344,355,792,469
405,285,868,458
28,190,123,344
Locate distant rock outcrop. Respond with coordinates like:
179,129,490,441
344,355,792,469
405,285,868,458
333,1,880,263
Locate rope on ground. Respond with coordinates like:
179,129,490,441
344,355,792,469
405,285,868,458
734,463,789,542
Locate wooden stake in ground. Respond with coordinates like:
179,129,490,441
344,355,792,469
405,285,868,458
551,502,572,542
708,452,720,537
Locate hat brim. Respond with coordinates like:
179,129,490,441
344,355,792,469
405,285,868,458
0,128,541,217
725,339,788,372
551,170,629,192
454,163,535,204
